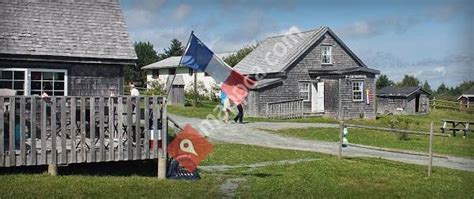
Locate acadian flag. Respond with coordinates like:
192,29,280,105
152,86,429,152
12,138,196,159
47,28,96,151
181,33,255,105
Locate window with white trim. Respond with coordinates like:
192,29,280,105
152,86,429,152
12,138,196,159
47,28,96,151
352,81,363,101
321,45,332,64
0,68,67,96
298,82,310,101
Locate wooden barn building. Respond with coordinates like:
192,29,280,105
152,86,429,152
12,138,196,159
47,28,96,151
376,86,430,115
457,87,474,109
234,27,380,119
0,0,137,96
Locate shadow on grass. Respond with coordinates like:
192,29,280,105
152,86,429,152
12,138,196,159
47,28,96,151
240,173,282,178
0,159,160,177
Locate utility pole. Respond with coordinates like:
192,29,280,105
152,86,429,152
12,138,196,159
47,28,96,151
193,69,198,107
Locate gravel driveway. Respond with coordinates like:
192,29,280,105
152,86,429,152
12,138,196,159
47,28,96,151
170,114,474,172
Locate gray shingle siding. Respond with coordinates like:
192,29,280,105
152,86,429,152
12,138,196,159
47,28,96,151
244,28,378,119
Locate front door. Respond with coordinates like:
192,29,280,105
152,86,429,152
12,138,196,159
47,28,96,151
311,82,324,112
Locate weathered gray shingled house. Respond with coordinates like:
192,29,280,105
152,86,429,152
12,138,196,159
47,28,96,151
376,86,430,115
0,0,136,96
234,27,380,119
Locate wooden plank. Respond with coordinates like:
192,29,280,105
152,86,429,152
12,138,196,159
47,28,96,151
161,98,168,159
90,97,96,162
30,97,37,165
40,99,47,165
0,98,4,166
135,97,141,160
99,97,105,162
108,97,114,161
144,97,150,159
71,97,77,164
19,97,26,165
117,97,123,160
152,97,159,159
428,122,434,177
60,97,67,164
126,97,133,160
51,98,57,165
9,97,15,166
345,124,448,137
80,97,86,163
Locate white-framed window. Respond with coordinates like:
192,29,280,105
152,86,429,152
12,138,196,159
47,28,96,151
352,81,363,102
321,45,332,64
0,68,67,96
298,82,310,101
352,81,364,102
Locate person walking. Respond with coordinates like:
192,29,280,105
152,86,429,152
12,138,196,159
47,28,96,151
234,101,244,124
222,97,231,123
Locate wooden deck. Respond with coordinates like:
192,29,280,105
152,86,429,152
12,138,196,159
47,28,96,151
0,96,168,167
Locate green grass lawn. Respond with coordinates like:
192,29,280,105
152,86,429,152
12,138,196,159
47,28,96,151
0,143,473,198
272,127,474,157
169,101,473,136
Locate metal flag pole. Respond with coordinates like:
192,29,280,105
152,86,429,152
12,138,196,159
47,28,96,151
165,30,194,97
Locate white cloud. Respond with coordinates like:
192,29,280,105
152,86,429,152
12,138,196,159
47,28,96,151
173,4,192,21
336,3,463,38
362,50,473,88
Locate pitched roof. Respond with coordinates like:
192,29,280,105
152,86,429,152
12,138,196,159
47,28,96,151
234,27,372,75
254,78,283,89
377,86,430,97
308,67,380,75
457,87,474,100
142,52,232,70
0,0,137,61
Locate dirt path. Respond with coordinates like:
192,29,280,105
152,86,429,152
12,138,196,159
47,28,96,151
170,115,474,172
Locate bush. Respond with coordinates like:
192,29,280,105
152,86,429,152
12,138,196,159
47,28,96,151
143,80,165,96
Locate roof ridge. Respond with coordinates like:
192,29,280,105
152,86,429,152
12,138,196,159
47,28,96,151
265,27,324,40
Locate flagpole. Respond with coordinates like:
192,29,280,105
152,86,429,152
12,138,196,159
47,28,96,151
165,30,194,97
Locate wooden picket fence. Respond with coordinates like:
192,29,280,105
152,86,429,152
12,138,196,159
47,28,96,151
265,99,304,119
0,96,168,167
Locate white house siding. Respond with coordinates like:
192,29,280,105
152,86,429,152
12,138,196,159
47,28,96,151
146,67,217,95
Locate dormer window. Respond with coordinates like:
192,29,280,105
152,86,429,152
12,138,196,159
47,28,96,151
321,45,332,64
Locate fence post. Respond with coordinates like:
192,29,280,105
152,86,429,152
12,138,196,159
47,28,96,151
48,164,58,176
338,121,344,159
428,122,434,177
433,97,436,110
158,97,167,179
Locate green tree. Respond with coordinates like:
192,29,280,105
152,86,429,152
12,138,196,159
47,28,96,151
161,39,185,59
223,45,256,67
422,80,432,93
437,83,449,94
376,74,394,89
126,42,159,85
397,75,420,87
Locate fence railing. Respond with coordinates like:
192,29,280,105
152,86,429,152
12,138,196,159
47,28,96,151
431,98,474,113
265,99,304,119
0,96,167,167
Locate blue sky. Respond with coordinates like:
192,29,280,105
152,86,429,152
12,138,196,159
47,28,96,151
120,0,473,88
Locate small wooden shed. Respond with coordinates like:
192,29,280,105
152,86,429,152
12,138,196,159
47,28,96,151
167,75,185,106
457,87,474,109
376,86,430,115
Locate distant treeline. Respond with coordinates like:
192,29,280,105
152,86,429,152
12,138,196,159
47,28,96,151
376,74,473,101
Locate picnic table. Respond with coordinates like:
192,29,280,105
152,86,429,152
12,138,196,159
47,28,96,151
440,119,473,138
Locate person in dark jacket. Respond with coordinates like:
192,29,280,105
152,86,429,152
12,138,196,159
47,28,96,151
234,102,244,124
